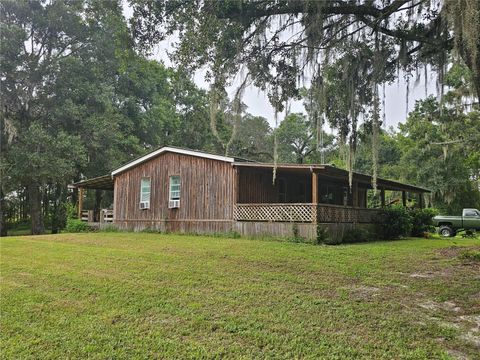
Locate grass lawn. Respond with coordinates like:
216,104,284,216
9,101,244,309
1,233,479,359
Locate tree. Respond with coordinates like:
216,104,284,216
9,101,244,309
130,0,480,101
275,113,333,164
397,96,480,213
129,0,479,186
228,114,273,162
0,0,139,233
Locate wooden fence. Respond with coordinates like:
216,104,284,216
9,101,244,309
234,203,379,224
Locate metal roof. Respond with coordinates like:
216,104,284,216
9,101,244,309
72,174,114,190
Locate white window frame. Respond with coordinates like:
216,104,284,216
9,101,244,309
139,177,151,209
169,175,181,207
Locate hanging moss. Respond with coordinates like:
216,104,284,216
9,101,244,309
225,75,249,156
272,108,279,185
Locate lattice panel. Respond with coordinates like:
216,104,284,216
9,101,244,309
234,204,316,222
235,204,380,224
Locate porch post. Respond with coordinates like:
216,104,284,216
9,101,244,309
352,181,358,207
311,171,318,223
402,191,407,207
78,187,84,219
312,171,318,204
380,188,386,207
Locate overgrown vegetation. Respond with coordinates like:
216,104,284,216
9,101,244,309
64,219,90,233
374,206,412,240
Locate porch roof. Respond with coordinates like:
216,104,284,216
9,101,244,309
72,174,114,190
233,163,431,193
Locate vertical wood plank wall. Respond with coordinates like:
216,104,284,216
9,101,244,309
114,152,236,232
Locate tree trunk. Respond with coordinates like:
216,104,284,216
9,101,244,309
0,188,7,237
51,184,64,234
27,181,44,235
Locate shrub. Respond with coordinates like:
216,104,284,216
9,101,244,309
65,218,90,233
374,206,412,240
409,208,438,237
342,227,371,244
64,201,78,220
315,225,329,244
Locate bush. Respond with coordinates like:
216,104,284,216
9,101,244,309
65,218,90,233
342,227,371,244
409,208,438,237
315,225,329,244
374,206,412,240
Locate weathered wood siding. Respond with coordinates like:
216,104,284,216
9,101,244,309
113,152,235,232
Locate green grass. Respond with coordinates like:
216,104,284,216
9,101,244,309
1,233,479,359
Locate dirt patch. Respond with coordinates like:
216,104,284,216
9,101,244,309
446,349,469,360
346,285,380,301
460,332,480,348
418,300,462,313
458,315,480,332
410,272,435,278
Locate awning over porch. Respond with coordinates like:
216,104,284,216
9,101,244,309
72,174,114,190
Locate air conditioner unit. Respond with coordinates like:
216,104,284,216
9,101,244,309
139,201,150,209
169,199,180,209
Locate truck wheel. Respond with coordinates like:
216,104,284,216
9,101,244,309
439,226,455,237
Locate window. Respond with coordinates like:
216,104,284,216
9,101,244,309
169,176,181,208
464,210,479,217
139,177,151,209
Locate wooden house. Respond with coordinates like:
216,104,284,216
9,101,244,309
73,146,430,239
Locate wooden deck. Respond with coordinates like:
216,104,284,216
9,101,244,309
234,203,380,224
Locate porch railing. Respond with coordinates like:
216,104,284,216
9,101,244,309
80,209,114,223
234,203,380,224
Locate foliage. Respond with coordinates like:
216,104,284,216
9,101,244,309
315,225,329,245
396,97,480,214
409,208,438,237
65,219,90,233
342,227,372,244
129,0,480,187
0,0,217,235
64,202,78,221
227,114,273,161
129,0,480,102
374,206,412,240
275,113,315,164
